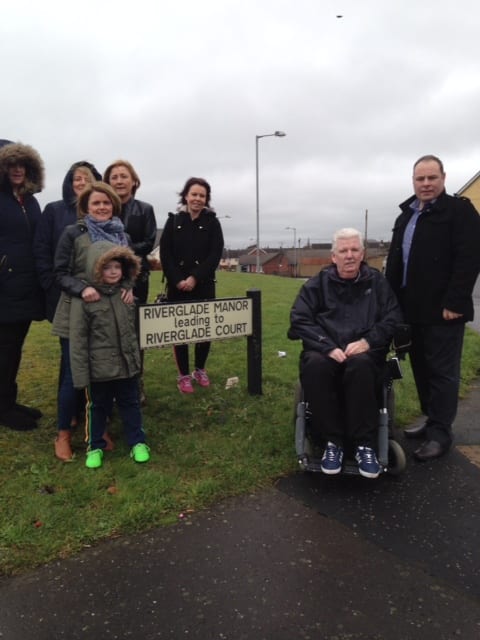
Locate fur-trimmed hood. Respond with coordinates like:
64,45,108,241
86,241,141,287
0,141,45,195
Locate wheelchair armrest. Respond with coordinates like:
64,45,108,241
386,356,403,381
392,323,411,357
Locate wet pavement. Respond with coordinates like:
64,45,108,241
1,389,480,639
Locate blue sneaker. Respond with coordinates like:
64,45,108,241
355,446,381,478
320,441,344,474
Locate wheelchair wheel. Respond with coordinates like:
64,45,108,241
386,386,403,440
387,386,395,430
387,439,407,475
293,381,303,427
293,381,314,463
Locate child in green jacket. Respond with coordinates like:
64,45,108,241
69,241,149,468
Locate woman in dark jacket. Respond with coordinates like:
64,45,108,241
0,140,45,431
34,161,102,321
103,159,157,304
33,160,102,449
160,177,224,394
104,159,157,405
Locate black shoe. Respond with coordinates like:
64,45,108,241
15,403,43,420
414,440,449,461
0,408,38,431
403,423,427,439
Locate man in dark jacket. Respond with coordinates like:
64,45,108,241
289,228,402,478
385,155,480,461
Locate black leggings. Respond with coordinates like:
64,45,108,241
0,321,31,412
174,342,211,376
167,281,215,376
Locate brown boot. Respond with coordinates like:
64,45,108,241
54,430,73,462
103,432,115,451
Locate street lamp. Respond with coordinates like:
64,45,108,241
285,226,297,278
255,130,286,273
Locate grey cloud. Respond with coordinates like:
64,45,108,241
2,0,480,248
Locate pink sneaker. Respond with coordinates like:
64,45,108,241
192,368,210,387
177,374,194,394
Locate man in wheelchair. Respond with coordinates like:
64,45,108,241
288,228,402,478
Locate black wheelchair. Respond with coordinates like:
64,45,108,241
294,326,411,477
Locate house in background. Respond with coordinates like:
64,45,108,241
219,255,239,271
455,171,480,212
238,243,388,277
238,247,271,273
148,229,390,278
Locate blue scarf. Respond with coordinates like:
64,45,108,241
84,215,129,246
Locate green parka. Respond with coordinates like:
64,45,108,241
69,242,141,389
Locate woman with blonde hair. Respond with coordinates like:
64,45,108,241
104,160,157,404
103,160,157,304
34,161,101,321
34,161,102,440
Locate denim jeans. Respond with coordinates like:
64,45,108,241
58,338,85,430
85,376,145,450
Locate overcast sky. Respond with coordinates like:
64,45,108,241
2,0,480,249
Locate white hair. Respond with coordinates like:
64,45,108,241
331,228,364,253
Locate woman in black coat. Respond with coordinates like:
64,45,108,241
0,140,45,430
34,160,102,322
104,159,158,405
33,160,102,457
160,177,224,394
103,159,157,305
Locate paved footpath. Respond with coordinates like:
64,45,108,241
1,381,480,640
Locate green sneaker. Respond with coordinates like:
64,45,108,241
131,443,150,463
85,449,104,469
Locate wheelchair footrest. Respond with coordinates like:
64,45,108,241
342,460,360,475
298,455,387,476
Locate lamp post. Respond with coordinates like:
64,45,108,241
285,226,297,278
255,130,286,273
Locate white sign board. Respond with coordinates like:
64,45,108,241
138,297,253,349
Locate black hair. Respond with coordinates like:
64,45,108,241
178,177,211,207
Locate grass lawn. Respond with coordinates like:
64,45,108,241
1,270,480,575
